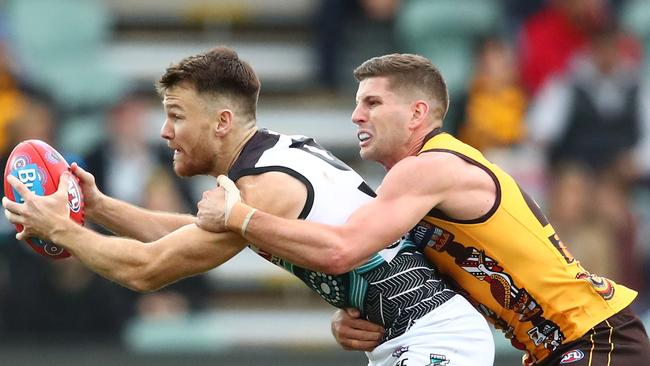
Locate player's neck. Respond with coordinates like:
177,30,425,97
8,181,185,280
412,126,442,153
214,127,257,175
383,127,440,171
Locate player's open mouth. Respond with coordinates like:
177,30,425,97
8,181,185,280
357,132,372,147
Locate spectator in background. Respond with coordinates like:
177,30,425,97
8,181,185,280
315,0,399,92
501,0,545,34
451,37,527,153
519,0,610,95
528,23,648,290
445,37,546,197
83,89,194,210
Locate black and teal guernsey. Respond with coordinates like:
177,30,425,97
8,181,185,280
228,129,455,340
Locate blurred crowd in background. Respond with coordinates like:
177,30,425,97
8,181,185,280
0,0,649,363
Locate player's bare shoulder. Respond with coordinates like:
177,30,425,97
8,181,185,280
415,150,497,220
237,172,307,219
386,153,463,191
416,150,494,191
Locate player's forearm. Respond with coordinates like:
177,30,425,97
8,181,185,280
49,219,159,291
90,194,195,241
240,209,366,274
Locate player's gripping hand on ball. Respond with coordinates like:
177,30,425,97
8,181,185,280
3,173,72,241
69,162,104,218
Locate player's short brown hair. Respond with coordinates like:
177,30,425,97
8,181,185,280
156,46,260,119
354,54,449,119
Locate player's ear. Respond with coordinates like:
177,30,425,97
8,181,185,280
215,109,233,137
410,100,430,129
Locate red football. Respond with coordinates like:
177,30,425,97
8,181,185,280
3,139,84,259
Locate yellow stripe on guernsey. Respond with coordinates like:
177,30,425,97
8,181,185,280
414,133,636,362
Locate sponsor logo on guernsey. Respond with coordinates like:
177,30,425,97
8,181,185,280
408,221,454,251
426,354,450,365
559,349,584,364
391,346,409,358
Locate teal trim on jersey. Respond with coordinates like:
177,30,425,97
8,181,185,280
355,253,385,274
348,272,368,312
347,253,385,312
279,259,294,273
400,239,417,250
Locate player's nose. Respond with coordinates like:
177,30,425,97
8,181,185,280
160,119,174,140
351,105,367,125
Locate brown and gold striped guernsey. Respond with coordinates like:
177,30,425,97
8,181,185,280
408,132,637,362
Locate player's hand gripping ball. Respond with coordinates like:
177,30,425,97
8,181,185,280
3,140,84,259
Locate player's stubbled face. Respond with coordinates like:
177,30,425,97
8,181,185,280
160,85,216,177
351,76,413,169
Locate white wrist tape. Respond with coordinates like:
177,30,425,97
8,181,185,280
217,175,257,236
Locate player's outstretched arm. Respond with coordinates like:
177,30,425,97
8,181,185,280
3,172,246,291
199,155,452,274
71,163,196,241
4,169,312,291
51,221,246,292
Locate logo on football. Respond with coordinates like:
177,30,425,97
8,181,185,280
67,174,82,213
43,242,66,256
3,139,85,259
11,155,30,170
13,164,46,199
45,150,62,164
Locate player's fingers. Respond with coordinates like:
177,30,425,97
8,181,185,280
338,327,384,342
3,197,25,216
70,163,92,182
4,209,25,225
345,307,361,318
345,318,385,334
339,339,379,352
7,175,32,199
56,173,70,197
16,230,28,241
